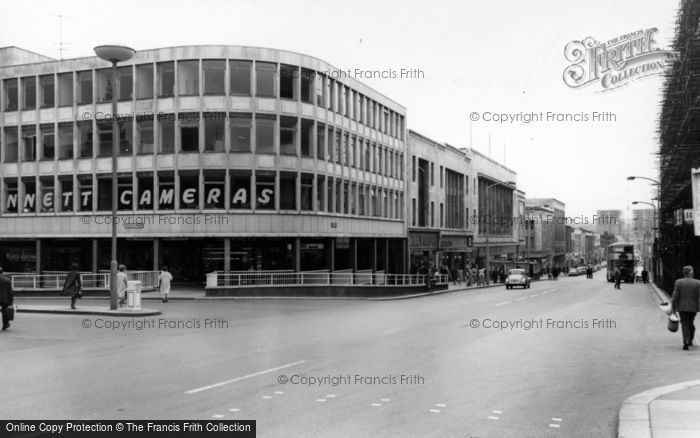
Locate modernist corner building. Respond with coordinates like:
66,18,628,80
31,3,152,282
0,45,519,283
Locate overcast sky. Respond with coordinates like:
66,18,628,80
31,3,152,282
0,0,678,221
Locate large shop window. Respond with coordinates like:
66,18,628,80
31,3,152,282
178,60,199,96
157,62,175,97
256,114,275,154
119,66,133,101
280,64,297,100
78,122,93,158
78,176,93,211
58,123,73,159
3,127,18,163
159,115,175,153
204,112,225,152
137,174,154,210
22,126,36,162
204,172,225,209
230,113,251,152
229,60,251,95
180,113,200,152
256,62,276,98
203,60,225,95
179,172,199,209
22,77,36,110
255,173,275,210
279,172,297,210
4,78,18,111
58,73,73,107
136,64,154,99
158,173,175,210
77,71,92,105
280,116,297,155
40,75,54,108
41,124,54,160
230,173,251,209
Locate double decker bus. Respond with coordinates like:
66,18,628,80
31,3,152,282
606,242,635,282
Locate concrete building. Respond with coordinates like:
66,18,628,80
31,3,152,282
525,198,566,268
0,45,408,281
595,209,624,243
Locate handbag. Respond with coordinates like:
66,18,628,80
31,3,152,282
4,305,14,321
668,313,679,333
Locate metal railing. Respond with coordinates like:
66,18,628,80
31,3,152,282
208,270,448,288
10,271,160,291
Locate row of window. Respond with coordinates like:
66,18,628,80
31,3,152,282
0,114,404,178
1,60,404,139
411,198,471,231
1,172,404,220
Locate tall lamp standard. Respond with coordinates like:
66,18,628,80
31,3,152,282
632,200,658,283
94,45,135,310
483,180,516,285
628,176,661,283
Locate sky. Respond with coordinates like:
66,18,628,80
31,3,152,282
0,0,679,221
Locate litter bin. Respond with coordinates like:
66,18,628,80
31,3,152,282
126,280,142,310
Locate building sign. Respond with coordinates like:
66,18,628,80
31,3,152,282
685,209,694,224
409,231,439,250
439,235,473,251
336,238,350,249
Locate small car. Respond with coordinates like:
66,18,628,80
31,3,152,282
568,268,578,276
505,268,530,289
577,266,587,275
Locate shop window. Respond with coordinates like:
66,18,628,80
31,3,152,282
204,172,225,209
229,60,251,95
78,176,93,211
97,178,112,211
22,180,36,213
157,173,174,210
59,177,73,211
179,172,199,209
118,176,132,211
4,180,18,213
137,174,153,210
280,172,297,210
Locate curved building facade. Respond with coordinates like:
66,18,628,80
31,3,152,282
0,46,407,280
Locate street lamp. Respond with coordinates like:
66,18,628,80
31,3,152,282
629,176,661,285
632,200,658,283
483,180,516,285
94,45,135,310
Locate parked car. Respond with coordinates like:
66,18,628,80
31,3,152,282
568,268,578,276
505,268,531,289
577,266,587,275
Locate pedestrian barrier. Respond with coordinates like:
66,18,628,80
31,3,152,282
10,271,159,292
208,271,448,288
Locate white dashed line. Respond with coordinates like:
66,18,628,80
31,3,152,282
429,409,441,413
316,398,326,402
380,398,390,402
212,414,224,419
371,403,382,407
262,395,272,399
488,416,499,420
326,394,336,398
549,424,560,428
274,391,284,395
492,410,503,414
531,293,540,297
552,418,562,422
436,403,446,407
514,297,528,301
228,408,240,412
495,301,511,306
185,360,306,394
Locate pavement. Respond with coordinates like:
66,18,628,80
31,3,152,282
618,280,700,438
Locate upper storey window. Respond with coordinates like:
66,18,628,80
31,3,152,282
4,78,18,111
119,66,133,101
77,71,92,105
301,68,314,104
136,64,154,99
58,73,73,107
280,64,297,100
229,60,251,95
22,77,36,110
96,69,113,102
40,75,54,108
157,62,175,98
203,60,225,95
255,62,276,98
178,60,199,96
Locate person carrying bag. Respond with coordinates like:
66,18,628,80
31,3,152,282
669,265,700,350
62,263,82,310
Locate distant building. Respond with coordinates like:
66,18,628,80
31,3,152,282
595,209,624,240
526,198,566,268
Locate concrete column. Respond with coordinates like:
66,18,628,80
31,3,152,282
152,238,160,271
35,239,42,274
328,238,336,272
294,237,301,272
384,239,390,273
351,238,357,272
370,239,377,272
224,238,231,273
92,239,98,273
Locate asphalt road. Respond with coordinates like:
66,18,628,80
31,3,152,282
4,272,700,437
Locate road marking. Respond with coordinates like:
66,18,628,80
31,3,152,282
380,398,390,402
212,414,224,419
492,410,503,414
488,416,499,420
542,291,549,295
531,293,540,297
514,297,528,301
436,403,446,407
228,408,240,412
495,301,511,306
549,424,560,428
430,409,441,413
316,398,326,402
274,391,284,395
262,395,272,399
326,394,336,398
185,360,306,394
552,418,562,422
371,403,382,407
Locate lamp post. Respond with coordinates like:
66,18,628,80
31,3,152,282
628,176,661,283
632,200,657,283
483,180,516,285
94,45,135,310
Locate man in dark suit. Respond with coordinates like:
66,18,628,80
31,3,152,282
0,267,14,330
671,265,700,350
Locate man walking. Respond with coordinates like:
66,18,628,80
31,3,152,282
613,266,622,289
117,265,129,307
62,263,82,310
158,266,173,303
0,267,14,330
670,265,700,350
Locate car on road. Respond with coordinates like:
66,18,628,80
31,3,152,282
568,268,578,276
577,266,587,275
505,268,531,289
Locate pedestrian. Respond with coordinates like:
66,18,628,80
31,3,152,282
158,266,173,303
670,265,700,350
613,266,622,289
61,263,82,310
117,265,128,307
478,268,485,286
642,268,649,284
0,267,14,331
